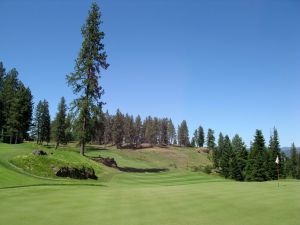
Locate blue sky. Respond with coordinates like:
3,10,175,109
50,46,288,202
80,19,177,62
0,0,299,147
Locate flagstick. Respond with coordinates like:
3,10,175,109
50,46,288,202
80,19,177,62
277,163,279,188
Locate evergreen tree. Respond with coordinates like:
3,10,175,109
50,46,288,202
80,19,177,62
2,69,19,143
134,115,142,146
167,119,176,145
290,143,298,178
190,137,196,147
160,118,169,145
92,107,105,144
245,130,269,181
40,100,51,145
65,113,74,144
1,69,33,143
198,126,205,147
19,87,33,141
193,129,198,147
296,151,300,179
206,129,215,150
231,134,248,181
124,114,135,145
66,2,109,155
178,120,189,147
103,111,113,145
0,62,6,141
53,97,67,149
267,128,283,179
112,109,124,148
213,132,224,168
220,135,232,178
153,117,160,144
33,101,43,144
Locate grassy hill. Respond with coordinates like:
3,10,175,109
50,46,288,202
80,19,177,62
0,143,300,225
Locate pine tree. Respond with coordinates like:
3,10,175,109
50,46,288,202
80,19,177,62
103,111,113,145
206,129,215,150
134,115,142,146
245,130,269,181
0,62,6,141
19,87,33,141
198,126,205,147
40,100,51,145
290,143,297,178
231,134,248,181
193,129,198,147
213,132,224,168
160,118,169,145
1,69,32,144
2,69,19,143
66,3,109,155
220,135,232,178
92,107,105,144
65,113,74,144
53,97,67,149
267,128,283,179
124,114,135,145
112,109,124,148
190,137,196,147
167,119,176,145
296,151,300,179
33,101,43,144
178,120,189,147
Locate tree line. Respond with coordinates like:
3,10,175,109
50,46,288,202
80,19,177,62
211,128,300,181
0,62,33,144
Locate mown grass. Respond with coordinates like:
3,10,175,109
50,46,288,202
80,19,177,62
0,143,299,225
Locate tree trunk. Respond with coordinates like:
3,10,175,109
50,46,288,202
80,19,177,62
15,135,18,144
80,116,87,156
55,142,59,150
80,141,85,155
9,135,12,144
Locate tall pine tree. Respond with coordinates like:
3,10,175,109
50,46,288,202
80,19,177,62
220,135,232,178
231,134,248,181
290,143,298,178
66,3,109,155
245,130,269,181
53,97,67,149
267,128,283,179
198,126,205,147
178,120,189,147
206,129,215,150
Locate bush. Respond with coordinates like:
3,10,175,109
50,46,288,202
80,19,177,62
192,165,213,174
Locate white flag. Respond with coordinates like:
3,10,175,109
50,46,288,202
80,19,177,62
275,156,279,164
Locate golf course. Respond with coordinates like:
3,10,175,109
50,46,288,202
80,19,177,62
0,143,299,225
1,1,300,225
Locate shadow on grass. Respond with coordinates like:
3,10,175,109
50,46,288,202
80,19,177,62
0,183,106,190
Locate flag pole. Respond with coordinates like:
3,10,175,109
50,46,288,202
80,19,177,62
277,162,279,188
275,155,279,188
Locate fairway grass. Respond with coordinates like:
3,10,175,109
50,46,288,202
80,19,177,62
0,143,299,225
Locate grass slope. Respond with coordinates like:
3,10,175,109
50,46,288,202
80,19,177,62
0,143,299,225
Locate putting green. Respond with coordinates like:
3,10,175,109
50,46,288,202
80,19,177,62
0,143,299,225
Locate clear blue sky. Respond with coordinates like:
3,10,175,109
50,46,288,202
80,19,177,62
0,0,299,147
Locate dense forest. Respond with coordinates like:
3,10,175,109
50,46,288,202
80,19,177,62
0,2,299,182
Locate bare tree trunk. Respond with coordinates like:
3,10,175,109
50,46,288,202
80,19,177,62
55,142,59,150
15,135,18,144
9,135,12,144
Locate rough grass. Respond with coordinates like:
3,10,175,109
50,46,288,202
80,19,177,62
0,143,299,225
